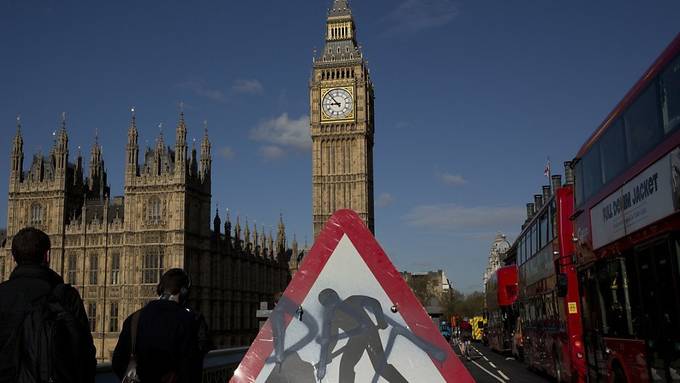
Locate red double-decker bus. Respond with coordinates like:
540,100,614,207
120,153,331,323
572,33,680,382
485,265,519,353
514,178,586,382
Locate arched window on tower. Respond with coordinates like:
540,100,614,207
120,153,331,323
30,203,44,226
147,197,161,223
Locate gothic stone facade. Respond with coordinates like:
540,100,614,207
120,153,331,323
0,113,292,362
311,0,375,238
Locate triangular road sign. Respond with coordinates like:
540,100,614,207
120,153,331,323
232,209,473,382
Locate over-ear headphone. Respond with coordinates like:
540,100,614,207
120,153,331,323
156,268,192,304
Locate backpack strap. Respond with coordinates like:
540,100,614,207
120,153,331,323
130,311,142,358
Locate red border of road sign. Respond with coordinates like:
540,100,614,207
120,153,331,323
231,209,473,382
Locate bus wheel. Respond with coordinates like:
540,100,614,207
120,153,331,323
611,363,627,383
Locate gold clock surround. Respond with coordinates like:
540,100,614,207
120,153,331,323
320,86,355,122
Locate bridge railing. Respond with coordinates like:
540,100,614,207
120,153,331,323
95,346,249,383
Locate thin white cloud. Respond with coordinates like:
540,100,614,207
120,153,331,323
218,146,235,159
377,193,395,208
403,204,525,231
250,113,311,151
383,0,458,35
178,80,228,103
259,145,286,160
438,172,467,186
232,79,263,95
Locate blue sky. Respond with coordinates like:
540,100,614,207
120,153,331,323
1,0,678,293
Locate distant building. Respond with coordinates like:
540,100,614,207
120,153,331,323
1,112,292,361
402,270,451,320
483,233,511,285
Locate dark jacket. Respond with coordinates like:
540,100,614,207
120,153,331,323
0,264,97,383
112,299,207,383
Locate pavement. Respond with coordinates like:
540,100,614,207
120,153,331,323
452,340,551,382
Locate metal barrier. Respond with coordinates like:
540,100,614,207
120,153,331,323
95,347,249,383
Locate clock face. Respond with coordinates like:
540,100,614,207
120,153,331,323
322,88,353,119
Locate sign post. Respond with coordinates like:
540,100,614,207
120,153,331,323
232,209,473,382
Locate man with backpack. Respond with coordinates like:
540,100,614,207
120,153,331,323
112,268,210,383
0,227,97,383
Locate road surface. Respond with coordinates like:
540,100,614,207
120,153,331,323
452,341,551,382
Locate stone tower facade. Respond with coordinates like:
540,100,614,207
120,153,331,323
310,0,375,238
1,111,292,361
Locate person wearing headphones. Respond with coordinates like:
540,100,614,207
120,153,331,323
112,268,209,382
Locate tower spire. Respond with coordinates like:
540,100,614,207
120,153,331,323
175,103,188,175
11,114,24,181
54,113,69,174
200,121,211,181
126,107,139,178
329,0,351,17
235,215,242,250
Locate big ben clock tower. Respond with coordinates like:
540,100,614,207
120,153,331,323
311,0,375,238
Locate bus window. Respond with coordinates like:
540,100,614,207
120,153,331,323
600,118,627,184
574,160,585,208
661,53,680,134
540,213,548,250
582,143,603,200
624,82,662,163
533,224,539,253
548,200,557,241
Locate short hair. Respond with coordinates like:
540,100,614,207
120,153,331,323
157,268,191,296
12,227,51,265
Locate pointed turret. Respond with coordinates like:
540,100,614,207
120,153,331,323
260,226,267,257
292,234,299,259
87,130,109,200
154,124,166,176
276,213,287,257
253,222,260,256
244,218,251,253
11,115,24,183
54,113,68,174
126,108,139,178
235,215,242,251
200,122,211,182
175,106,187,175
268,230,274,259
224,209,232,250
213,207,221,235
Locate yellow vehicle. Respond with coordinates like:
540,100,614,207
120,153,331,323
470,316,486,341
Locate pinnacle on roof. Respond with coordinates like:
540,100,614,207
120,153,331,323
329,0,351,18
15,115,22,139
129,107,137,131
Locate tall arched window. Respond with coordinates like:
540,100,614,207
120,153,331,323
147,197,161,223
30,203,44,226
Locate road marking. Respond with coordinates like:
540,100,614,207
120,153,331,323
497,369,510,380
489,362,498,368
470,359,507,383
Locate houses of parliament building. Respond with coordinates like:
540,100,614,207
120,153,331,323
0,0,376,363
0,112,297,361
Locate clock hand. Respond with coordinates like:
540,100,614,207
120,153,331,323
329,94,341,106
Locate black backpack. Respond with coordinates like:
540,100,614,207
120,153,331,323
13,283,85,383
